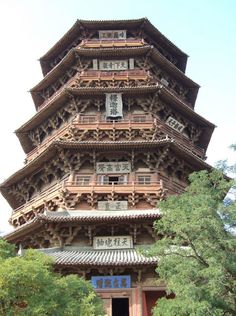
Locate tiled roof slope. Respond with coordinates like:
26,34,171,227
40,247,158,266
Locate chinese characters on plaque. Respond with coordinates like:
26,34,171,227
99,30,126,40
97,200,128,211
99,60,128,71
93,59,134,71
96,161,131,174
166,116,185,133
105,93,123,118
91,275,131,289
93,236,133,250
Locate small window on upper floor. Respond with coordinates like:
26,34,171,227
132,115,147,123
75,175,91,185
98,30,126,40
137,175,151,185
80,116,97,124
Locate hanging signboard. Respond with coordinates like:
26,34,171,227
97,200,128,211
105,93,123,118
99,30,127,40
166,116,185,133
91,275,131,289
99,60,128,71
96,161,131,174
93,236,133,250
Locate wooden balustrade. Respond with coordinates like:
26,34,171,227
77,69,149,81
79,39,145,48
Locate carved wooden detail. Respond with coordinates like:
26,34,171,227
28,97,103,146
8,147,191,214
38,57,91,103
8,150,87,204
59,126,166,142
135,57,191,103
130,28,178,67
48,28,95,72
135,95,202,143
18,219,156,250
70,77,155,89
27,93,201,155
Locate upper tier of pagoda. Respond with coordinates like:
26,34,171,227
31,44,198,111
39,18,188,76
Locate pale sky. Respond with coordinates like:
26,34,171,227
0,0,235,232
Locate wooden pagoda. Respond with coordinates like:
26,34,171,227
1,18,215,316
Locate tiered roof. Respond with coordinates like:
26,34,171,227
40,18,188,75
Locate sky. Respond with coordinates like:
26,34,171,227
0,0,235,232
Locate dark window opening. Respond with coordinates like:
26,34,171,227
106,117,122,122
112,298,129,316
99,175,127,185
108,176,119,184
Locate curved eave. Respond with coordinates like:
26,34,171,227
40,18,188,76
5,209,161,242
149,46,199,108
0,139,212,209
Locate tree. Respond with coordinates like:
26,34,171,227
150,170,236,316
0,240,104,316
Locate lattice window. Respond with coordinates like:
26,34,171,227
80,116,97,124
132,115,147,123
137,175,151,185
75,175,91,185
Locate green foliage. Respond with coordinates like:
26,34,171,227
0,239,16,260
150,170,236,316
0,245,104,316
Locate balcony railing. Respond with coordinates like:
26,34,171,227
79,39,145,48
65,179,163,191
76,69,149,81
77,114,154,125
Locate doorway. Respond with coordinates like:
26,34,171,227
112,298,129,316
